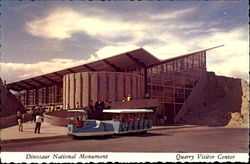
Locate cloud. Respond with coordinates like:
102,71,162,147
26,7,199,45
4,5,248,83
26,7,149,43
149,7,196,20
2,26,248,83
95,45,140,59
0,56,97,83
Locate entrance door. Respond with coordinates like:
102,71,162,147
165,103,175,124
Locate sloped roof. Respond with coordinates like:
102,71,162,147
7,48,160,91
6,45,223,91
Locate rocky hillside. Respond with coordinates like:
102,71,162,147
0,85,25,117
177,72,249,127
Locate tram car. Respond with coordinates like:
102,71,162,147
67,109,153,137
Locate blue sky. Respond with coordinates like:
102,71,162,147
0,1,248,83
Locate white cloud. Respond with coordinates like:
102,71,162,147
26,7,149,43
7,6,247,82
0,57,98,83
204,27,249,80
95,45,140,59
149,7,196,20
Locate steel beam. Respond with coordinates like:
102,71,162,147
8,83,28,91
54,72,63,78
21,81,36,89
31,78,48,87
84,64,96,71
126,53,146,68
41,75,58,84
103,59,122,72
67,69,75,73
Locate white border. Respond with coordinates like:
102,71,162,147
1,152,249,163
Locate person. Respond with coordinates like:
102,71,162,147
94,101,103,120
164,115,167,125
144,92,150,99
33,106,40,122
59,104,63,110
17,111,24,132
30,106,35,123
156,112,160,125
126,114,132,122
87,100,94,119
127,94,131,102
122,96,127,102
105,100,112,109
18,118,23,132
34,113,44,133
75,117,83,128
100,101,105,109
76,102,80,109
66,104,69,110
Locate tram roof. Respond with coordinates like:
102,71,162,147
67,110,87,113
103,109,153,113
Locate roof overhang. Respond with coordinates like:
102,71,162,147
6,48,160,91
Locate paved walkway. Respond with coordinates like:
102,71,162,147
1,122,67,142
1,122,197,142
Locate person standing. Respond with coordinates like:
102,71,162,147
127,94,131,102
16,111,24,132
87,100,94,119
34,114,44,133
34,106,40,122
31,107,35,123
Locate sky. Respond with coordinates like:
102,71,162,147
0,1,249,83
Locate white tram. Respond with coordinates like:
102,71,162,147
67,109,153,137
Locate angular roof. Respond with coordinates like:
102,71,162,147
6,45,223,91
7,48,160,91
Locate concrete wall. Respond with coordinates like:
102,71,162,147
44,113,68,127
63,72,144,109
0,113,31,129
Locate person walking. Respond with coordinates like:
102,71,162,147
34,113,44,133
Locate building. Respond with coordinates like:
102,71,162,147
6,46,222,124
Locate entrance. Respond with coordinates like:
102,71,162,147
165,103,175,124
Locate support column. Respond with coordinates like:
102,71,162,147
143,67,147,97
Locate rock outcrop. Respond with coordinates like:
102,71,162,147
0,85,25,117
177,72,249,127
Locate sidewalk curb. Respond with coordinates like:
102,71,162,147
1,134,69,144
150,125,199,131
